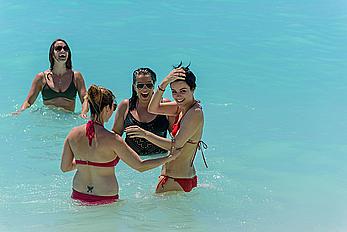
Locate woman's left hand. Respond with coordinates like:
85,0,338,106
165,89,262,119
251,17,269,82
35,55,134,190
125,125,147,138
163,68,186,85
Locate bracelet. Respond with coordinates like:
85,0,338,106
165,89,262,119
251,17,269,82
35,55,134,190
170,138,176,153
158,86,165,92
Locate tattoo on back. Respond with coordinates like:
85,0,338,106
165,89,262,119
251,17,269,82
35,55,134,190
87,185,94,193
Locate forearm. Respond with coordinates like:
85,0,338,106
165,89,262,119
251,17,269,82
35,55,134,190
144,131,172,151
61,160,76,172
148,81,168,113
137,155,170,172
20,100,31,111
81,98,89,114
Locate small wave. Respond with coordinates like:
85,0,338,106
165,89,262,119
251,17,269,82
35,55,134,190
209,102,233,107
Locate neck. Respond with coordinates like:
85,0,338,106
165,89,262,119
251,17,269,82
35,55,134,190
91,116,104,126
52,63,68,75
180,99,196,115
136,99,149,109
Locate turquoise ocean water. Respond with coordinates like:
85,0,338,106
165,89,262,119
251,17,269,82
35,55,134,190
1,1,347,231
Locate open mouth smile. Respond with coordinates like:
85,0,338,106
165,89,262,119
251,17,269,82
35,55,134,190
140,93,150,98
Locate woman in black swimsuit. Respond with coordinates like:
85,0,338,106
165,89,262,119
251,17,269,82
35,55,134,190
112,68,175,156
17,39,88,116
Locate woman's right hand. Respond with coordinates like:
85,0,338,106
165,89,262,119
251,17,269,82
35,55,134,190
11,111,21,116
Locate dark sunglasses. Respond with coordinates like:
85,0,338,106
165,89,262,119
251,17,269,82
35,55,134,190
113,102,117,111
54,45,69,52
136,83,154,89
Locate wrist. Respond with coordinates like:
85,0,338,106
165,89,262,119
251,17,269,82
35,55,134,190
159,82,168,91
144,130,149,138
158,85,165,92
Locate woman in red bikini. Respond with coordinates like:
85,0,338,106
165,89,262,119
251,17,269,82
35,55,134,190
61,85,177,205
16,39,88,117
125,63,207,193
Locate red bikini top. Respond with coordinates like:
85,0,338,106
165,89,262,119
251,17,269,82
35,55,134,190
171,114,181,137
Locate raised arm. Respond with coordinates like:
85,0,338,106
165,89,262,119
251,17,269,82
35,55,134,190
17,72,44,113
60,130,76,172
113,134,177,172
74,71,88,118
112,99,128,136
148,68,186,116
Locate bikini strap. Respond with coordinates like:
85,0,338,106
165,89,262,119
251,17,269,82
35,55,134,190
86,120,95,146
86,120,104,146
190,140,208,168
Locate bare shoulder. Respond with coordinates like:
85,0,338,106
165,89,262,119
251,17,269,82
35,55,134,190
73,71,84,80
105,131,123,145
119,99,129,107
186,104,204,121
34,71,46,84
68,125,85,137
117,99,129,112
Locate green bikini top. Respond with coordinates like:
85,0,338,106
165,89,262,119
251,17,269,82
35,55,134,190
41,72,78,101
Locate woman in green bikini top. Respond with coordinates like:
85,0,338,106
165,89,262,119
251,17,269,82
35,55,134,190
16,39,88,117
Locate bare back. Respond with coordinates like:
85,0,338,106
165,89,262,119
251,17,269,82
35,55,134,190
67,124,119,196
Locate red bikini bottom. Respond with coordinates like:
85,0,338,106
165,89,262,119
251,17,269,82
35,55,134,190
71,189,119,205
157,175,197,192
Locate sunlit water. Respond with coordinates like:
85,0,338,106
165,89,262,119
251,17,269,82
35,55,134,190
1,1,347,231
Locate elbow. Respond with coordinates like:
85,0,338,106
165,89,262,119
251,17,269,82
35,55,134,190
136,165,147,173
135,162,148,173
147,105,153,113
147,102,156,114
147,106,156,114
60,165,70,173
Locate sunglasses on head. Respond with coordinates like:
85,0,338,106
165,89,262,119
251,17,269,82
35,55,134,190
136,83,154,89
54,45,69,52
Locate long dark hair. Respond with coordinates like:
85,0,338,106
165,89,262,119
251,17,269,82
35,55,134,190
49,39,72,70
129,68,157,111
172,62,196,90
87,85,115,121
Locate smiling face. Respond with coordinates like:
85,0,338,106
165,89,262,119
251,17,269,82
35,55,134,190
134,74,154,103
53,41,69,63
170,80,194,107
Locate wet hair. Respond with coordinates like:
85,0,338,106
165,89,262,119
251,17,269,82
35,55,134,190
87,85,115,121
49,39,72,70
129,68,157,111
172,62,196,90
